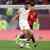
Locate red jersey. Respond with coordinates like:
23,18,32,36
28,10,37,26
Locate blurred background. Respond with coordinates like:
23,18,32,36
0,0,50,5
0,0,49,5
0,0,50,30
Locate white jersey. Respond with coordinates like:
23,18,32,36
19,8,30,30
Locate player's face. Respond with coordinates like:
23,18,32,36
16,11,18,14
25,4,32,10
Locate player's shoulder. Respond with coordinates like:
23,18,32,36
30,9,37,12
19,8,26,12
31,9,38,15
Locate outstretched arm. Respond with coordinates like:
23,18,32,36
11,15,19,22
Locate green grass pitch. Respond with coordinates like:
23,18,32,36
0,41,50,50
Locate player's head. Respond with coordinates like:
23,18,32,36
25,2,35,10
15,9,19,14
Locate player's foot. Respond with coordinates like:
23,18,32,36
20,46,24,48
34,44,37,47
25,43,33,48
34,42,39,48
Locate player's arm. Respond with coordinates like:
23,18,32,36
36,18,39,23
11,9,19,22
33,10,39,23
33,10,40,30
35,10,39,23
11,14,19,22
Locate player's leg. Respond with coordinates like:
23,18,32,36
23,29,36,48
19,20,34,48
32,22,40,47
26,23,36,43
16,35,20,48
16,35,25,48
33,22,40,41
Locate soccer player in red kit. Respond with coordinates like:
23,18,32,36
25,2,40,47
28,9,38,29
25,2,38,30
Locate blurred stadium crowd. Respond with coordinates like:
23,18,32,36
0,8,18,30
0,0,49,5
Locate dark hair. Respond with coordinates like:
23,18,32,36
16,9,18,11
25,2,35,6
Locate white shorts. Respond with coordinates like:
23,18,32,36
19,20,30,30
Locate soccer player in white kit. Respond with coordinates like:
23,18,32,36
11,7,30,30
11,5,33,48
19,7,30,30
